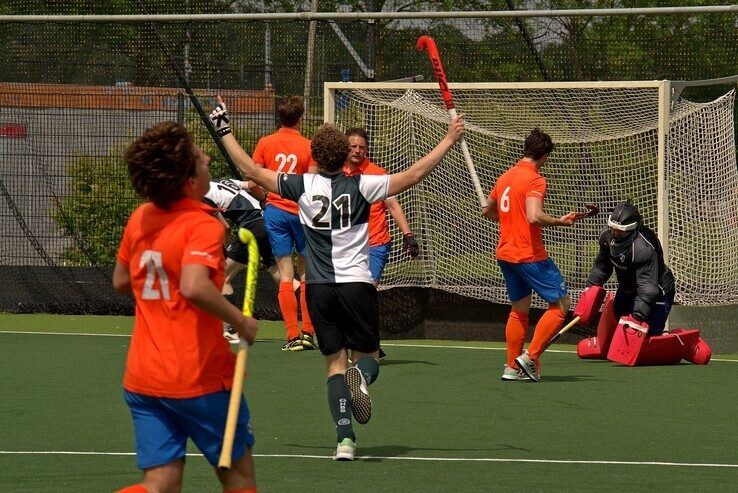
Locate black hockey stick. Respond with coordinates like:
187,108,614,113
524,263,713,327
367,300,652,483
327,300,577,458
132,0,242,179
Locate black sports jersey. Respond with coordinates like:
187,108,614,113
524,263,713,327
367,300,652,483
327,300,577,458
278,171,389,284
204,179,261,227
587,226,675,321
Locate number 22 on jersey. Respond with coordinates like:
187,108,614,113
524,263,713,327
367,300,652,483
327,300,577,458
275,153,298,173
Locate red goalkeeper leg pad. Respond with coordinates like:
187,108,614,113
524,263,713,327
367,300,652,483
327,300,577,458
607,322,648,366
577,336,606,359
683,333,712,365
588,293,617,357
634,329,700,366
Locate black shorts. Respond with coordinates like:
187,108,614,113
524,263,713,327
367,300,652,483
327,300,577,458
225,219,275,269
306,282,379,356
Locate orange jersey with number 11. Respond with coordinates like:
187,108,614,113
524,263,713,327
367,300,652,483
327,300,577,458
252,127,312,215
490,160,549,263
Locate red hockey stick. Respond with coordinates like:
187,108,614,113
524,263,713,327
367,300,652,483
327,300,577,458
573,203,600,221
417,35,486,208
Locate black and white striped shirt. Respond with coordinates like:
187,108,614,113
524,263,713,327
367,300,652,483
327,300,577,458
278,172,390,284
204,179,262,226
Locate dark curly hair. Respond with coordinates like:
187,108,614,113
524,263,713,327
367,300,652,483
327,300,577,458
278,95,305,127
311,124,349,173
523,127,554,160
345,127,368,143
124,122,196,209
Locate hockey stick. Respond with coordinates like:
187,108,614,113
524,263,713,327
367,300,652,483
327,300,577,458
543,316,580,351
573,203,600,221
132,0,242,179
417,35,486,209
218,227,259,471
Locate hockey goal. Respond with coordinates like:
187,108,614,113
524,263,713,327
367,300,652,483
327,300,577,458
324,79,738,307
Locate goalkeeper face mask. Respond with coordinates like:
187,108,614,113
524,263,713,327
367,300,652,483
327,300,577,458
608,201,641,256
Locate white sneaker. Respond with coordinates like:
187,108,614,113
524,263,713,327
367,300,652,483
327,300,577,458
501,364,531,381
515,351,540,382
222,323,240,344
333,438,356,461
345,366,372,424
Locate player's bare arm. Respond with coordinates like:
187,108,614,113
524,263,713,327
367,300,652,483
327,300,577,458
525,196,576,227
112,261,132,294
388,115,464,197
180,263,258,345
210,96,280,195
385,197,412,235
482,197,499,221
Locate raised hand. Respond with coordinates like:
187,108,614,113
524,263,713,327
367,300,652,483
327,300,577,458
209,95,231,137
446,115,465,143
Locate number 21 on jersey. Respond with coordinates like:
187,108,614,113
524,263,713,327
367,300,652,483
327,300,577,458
140,250,170,301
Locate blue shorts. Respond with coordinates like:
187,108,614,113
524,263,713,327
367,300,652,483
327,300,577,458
368,242,392,282
263,204,306,257
498,258,568,304
124,390,254,470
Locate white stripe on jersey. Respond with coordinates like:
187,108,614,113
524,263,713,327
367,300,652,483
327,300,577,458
330,222,372,283
205,180,261,210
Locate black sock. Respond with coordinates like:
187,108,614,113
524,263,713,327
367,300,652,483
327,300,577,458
355,356,380,386
327,374,355,442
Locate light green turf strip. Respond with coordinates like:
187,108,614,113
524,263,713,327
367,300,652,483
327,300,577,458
1,314,736,359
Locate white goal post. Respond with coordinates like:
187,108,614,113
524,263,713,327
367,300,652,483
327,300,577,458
324,79,738,307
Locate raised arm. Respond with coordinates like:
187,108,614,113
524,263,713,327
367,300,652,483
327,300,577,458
210,96,280,194
387,116,464,197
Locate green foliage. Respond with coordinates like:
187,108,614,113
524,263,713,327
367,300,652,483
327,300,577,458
54,146,141,267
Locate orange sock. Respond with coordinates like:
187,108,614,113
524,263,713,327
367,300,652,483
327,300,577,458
505,310,528,368
224,488,257,493
115,485,148,493
278,281,300,341
299,281,314,335
528,306,566,360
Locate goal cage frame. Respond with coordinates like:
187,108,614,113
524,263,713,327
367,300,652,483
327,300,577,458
324,77,738,308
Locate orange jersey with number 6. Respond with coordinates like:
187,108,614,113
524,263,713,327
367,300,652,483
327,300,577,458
490,160,548,263
252,127,312,215
116,197,235,399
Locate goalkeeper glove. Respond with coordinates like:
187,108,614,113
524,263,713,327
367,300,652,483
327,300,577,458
209,101,231,137
403,233,420,258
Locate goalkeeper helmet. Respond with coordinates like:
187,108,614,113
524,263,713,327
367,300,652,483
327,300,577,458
608,201,642,256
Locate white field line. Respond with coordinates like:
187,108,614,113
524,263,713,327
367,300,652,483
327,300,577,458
1,330,737,363
0,450,736,468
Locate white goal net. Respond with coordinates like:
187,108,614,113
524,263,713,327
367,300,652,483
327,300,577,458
325,81,738,307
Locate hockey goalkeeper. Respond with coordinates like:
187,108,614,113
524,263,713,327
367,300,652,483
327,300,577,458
574,202,710,365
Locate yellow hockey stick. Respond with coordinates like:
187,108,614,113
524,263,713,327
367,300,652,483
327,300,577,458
218,227,259,471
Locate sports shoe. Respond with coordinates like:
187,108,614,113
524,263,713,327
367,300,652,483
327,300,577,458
333,437,356,461
515,351,541,382
345,366,372,424
378,347,387,361
300,333,317,350
500,364,531,381
281,338,305,352
223,323,240,344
